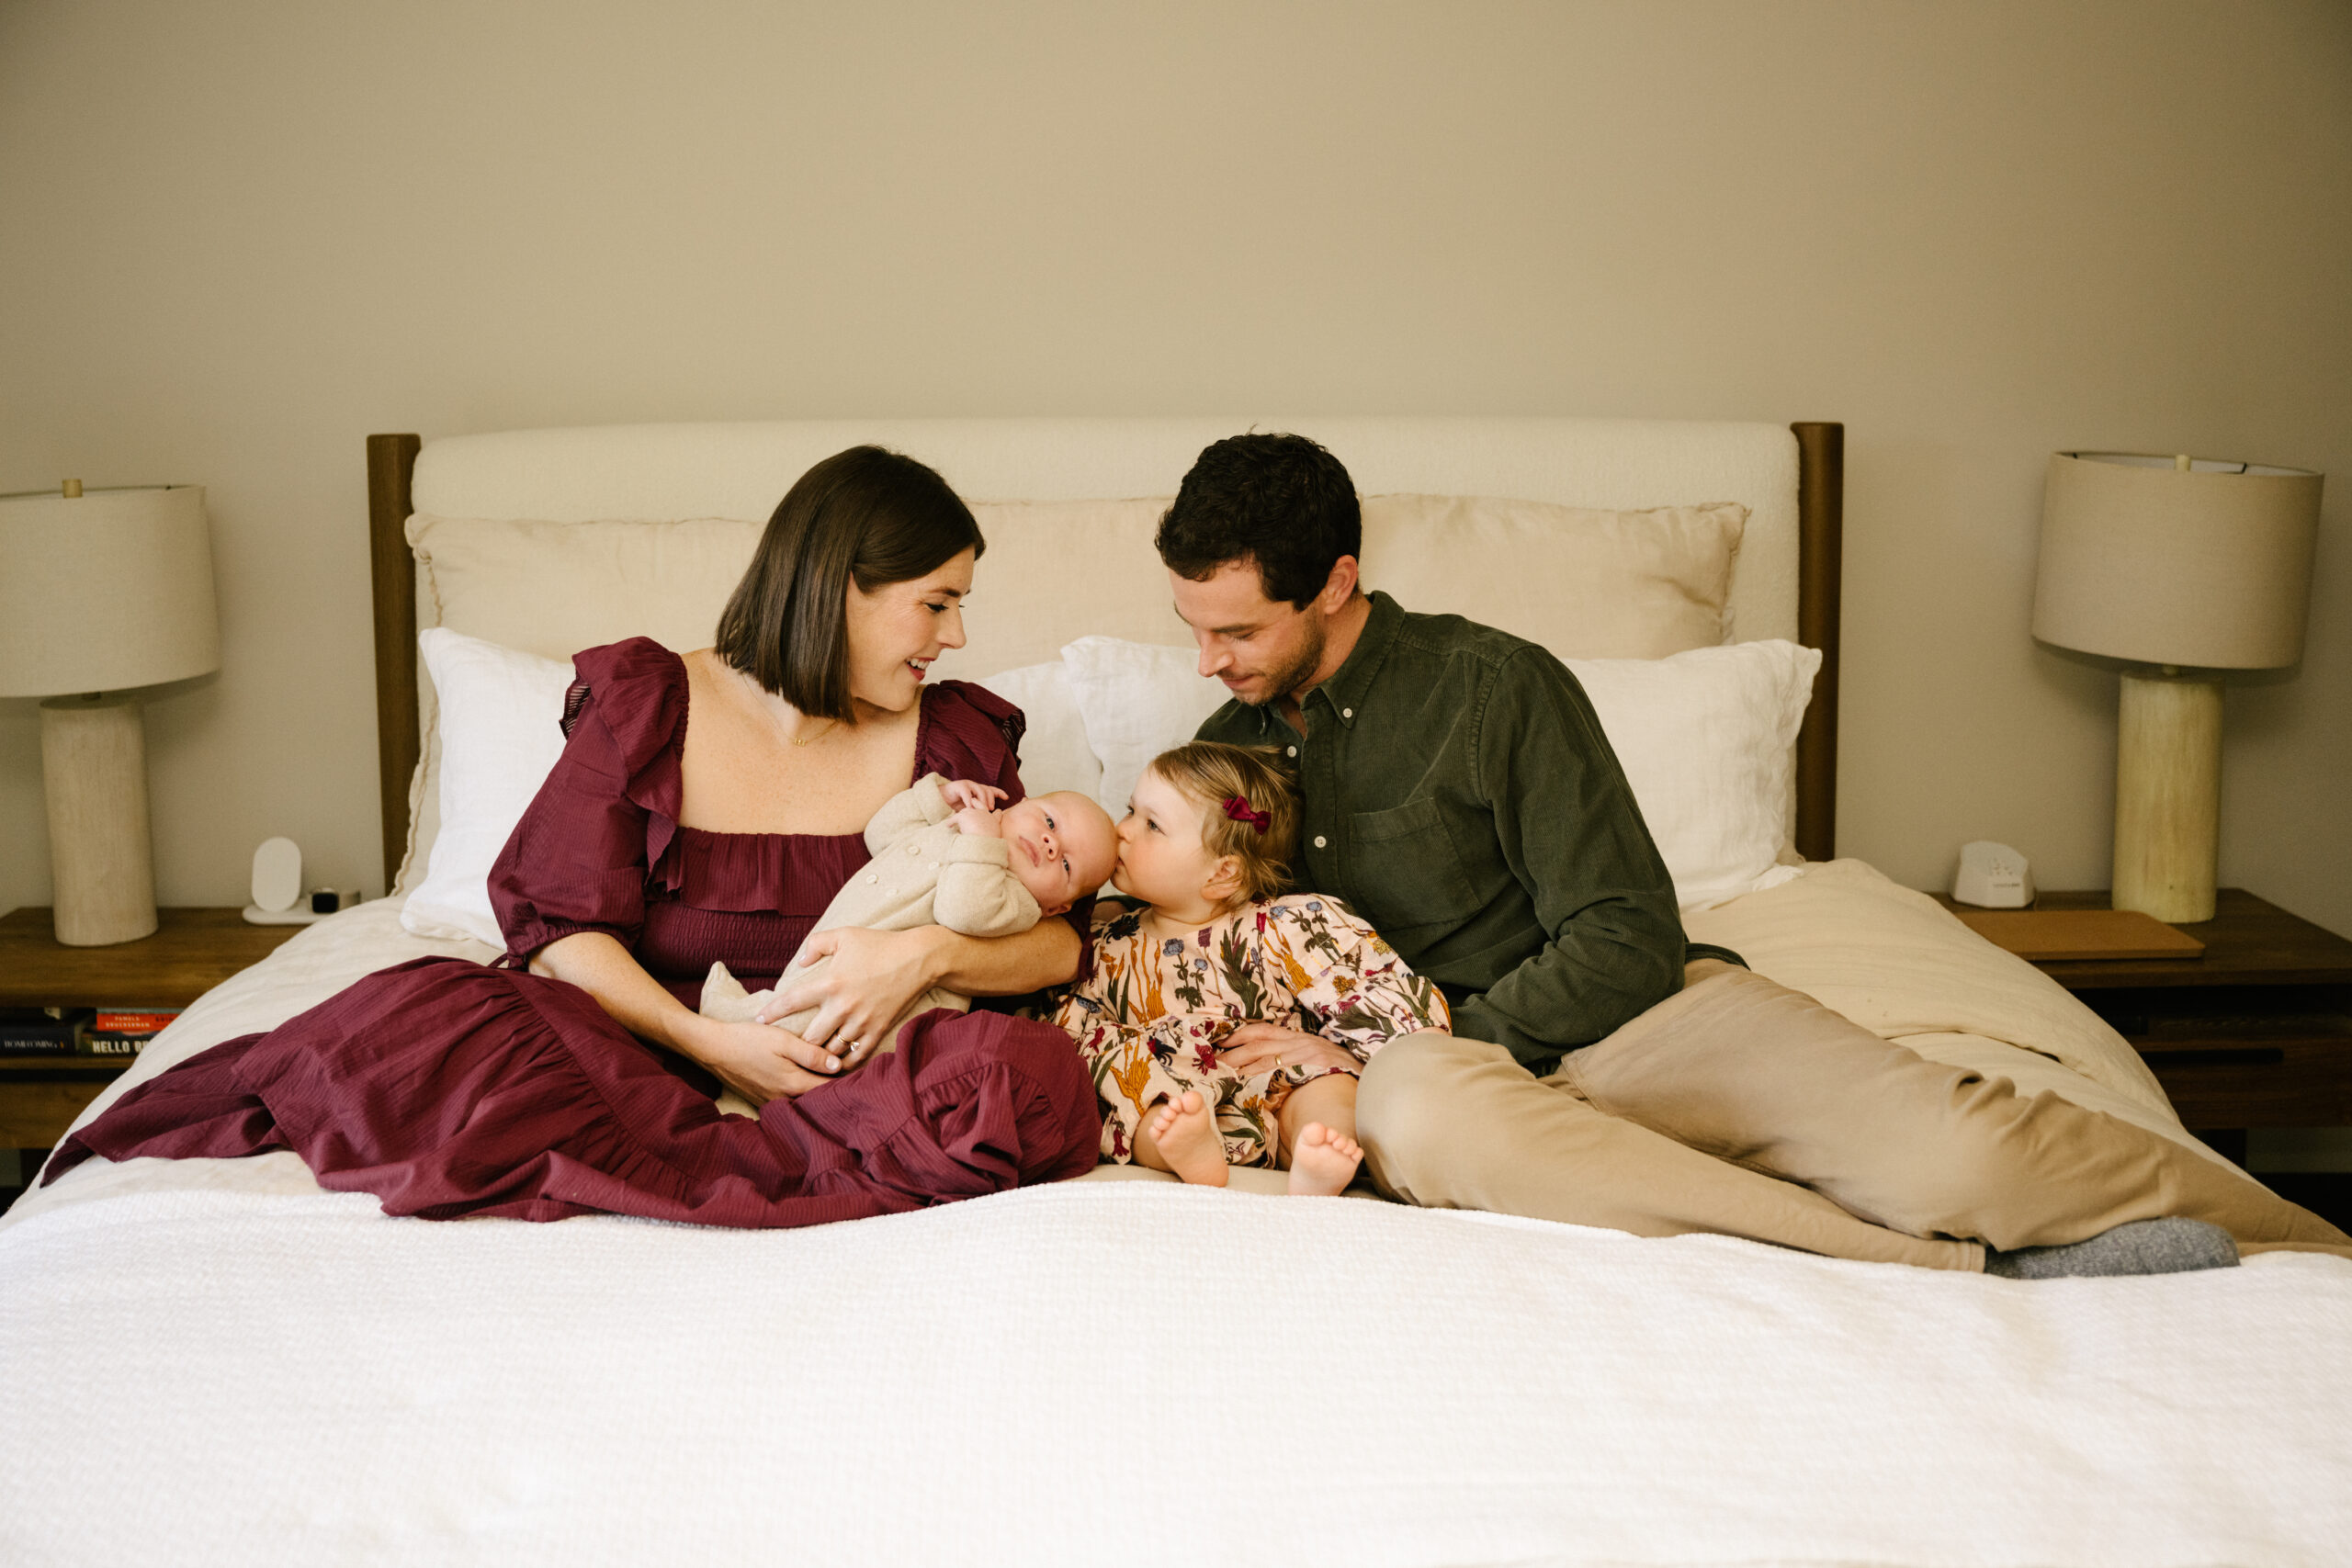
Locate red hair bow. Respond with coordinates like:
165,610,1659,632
1222,795,1271,835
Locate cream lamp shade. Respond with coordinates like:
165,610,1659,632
2030,452,2324,925
2033,452,2321,671
0,485,220,696
0,483,221,945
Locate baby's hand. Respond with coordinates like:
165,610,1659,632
940,779,1007,815
949,807,998,837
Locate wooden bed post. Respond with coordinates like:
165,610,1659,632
1792,422,1843,863
368,434,423,891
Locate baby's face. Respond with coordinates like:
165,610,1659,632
997,793,1118,915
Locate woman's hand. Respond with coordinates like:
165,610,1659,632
759,926,944,1066
690,1016,841,1104
1216,1021,1362,1077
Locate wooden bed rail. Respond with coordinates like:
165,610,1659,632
1792,421,1844,863
367,434,421,890
365,423,1847,887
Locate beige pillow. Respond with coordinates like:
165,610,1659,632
408,514,761,660
390,493,1745,891
392,502,1191,890
1359,494,1745,659
938,498,1191,679
394,515,766,894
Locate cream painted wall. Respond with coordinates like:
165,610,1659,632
4,0,2347,948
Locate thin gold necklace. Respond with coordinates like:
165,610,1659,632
737,664,838,747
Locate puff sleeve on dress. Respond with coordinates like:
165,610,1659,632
918,680,1027,802
490,637,685,966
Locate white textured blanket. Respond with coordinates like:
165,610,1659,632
7,862,2348,1564
4,1179,2348,1567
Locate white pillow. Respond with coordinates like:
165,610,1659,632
1566,640,1821,909
973,660,1102,803
1058,637,1229,820
401,628,574,948
1057,633,1818,913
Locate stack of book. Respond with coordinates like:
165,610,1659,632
86,1009,182,1055
0,1007,182,1057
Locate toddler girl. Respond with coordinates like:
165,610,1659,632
1049,741,1449,1194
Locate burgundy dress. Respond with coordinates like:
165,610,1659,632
47,639,1100,1225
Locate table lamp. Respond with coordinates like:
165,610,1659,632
2032,451,2323,923
0,482,220,945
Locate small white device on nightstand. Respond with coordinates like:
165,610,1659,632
243,838,362,925
1952,840,2035,908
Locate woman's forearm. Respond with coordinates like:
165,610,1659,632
925,916,1082,997
530,931,716,1061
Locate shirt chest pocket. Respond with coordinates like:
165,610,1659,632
1342,796,1484,935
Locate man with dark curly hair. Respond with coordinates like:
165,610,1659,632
1158,431,2346,1275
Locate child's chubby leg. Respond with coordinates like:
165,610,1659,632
1278,1072,1363,1197
1134,1090,1230,1188
1083,1017,1233,1188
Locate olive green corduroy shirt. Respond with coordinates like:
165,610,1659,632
1197,592,1736,1073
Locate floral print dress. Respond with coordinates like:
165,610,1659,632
1048,893,1451,1166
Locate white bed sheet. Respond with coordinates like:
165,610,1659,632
6,868,2348,1567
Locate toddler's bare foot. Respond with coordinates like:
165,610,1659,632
1287,1122,1361,1196
1145,1091,1228,1188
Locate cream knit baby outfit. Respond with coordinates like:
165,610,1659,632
702,773,1043,1115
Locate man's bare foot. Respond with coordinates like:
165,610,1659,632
1144,1091,1228,1187
1287,1122,1362,1196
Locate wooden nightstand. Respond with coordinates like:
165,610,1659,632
1937,888,2352,1164
0,907,300,1162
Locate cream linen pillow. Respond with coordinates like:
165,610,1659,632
945,498,1191,681
395,514,763,895
392,504,1192,891
406,514,760,660
1359,494,1745,659
390,492,1742,891
401,628,575,949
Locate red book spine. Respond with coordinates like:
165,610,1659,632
93,1010,181,1034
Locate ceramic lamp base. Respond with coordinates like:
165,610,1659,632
40,694,159,946
2111,670,2221,924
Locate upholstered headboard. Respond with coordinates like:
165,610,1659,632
367,418,1842,887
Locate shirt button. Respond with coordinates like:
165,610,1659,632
1341,707,1352,719
866,874,878,885
908,843,920,854
1286,746,1297,758
1314,835,1328,849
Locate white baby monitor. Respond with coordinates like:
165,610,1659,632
243,838,356,925
250,837,302,913
1952,840,2035,908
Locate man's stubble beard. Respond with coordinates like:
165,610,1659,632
1239,615,1327,709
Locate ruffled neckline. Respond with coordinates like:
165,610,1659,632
561,639,1023,909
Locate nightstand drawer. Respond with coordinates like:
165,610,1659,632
0,1064,125,1147
2137,1035,2352,1129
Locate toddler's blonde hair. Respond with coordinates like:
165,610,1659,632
1145,741,1302,902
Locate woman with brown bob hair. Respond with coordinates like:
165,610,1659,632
50,446,1101,1228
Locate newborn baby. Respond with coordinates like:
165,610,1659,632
704,773,1117,1111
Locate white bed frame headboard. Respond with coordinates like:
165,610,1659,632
366,417,1844,885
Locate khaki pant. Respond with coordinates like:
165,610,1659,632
1359,961,2352,1270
